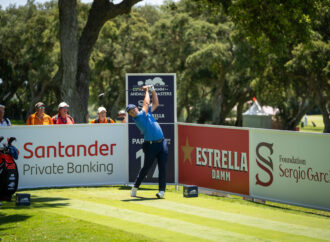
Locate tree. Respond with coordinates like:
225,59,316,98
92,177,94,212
0,1,58,120
184,32,256,125
286,41,330,133
90,9,153,118
54,0,141,123
194,0,322,55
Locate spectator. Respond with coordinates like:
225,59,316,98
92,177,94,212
304,114,308,127
0,104,11,126
116,109,127,123
26,102,53,125
91,107,115,124
52,102,74,125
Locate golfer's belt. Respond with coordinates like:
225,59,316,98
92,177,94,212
145,139,164,144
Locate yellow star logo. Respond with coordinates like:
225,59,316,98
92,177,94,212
181,137,194,164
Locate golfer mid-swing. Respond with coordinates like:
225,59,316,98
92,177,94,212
126,85,168,199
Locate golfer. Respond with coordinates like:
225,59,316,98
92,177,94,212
126,85,168,199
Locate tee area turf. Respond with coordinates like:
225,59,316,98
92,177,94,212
1,185,329,241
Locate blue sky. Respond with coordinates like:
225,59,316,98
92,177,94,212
0,0,174,9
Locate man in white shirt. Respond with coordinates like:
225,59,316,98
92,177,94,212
0,105,11,126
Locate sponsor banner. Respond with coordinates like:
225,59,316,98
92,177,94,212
0,124,128,189
178,124,249,195
129,124,175,183
250,130,330,210
127,74,176,183
126,74,176,123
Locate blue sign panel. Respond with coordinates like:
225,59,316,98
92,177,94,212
126,74,175,123
129,124,174,183
127,74,176,183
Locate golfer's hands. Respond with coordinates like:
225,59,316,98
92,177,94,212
141,85,155,92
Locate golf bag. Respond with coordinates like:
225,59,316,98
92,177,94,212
0,137,19,201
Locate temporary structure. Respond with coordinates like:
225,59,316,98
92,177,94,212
242,98,273,129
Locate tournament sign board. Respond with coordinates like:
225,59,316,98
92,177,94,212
126,74,176,183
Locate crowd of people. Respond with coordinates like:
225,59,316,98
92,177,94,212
0,102,127,126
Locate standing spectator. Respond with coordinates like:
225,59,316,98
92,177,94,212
126,85,168,199
116,109,127,123
304,114,308,127
26,102,53,125
0,104,11,126
52,102,74,125
90,107,115,124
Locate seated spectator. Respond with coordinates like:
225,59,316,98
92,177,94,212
116,109,127,123
52,102,74,125
0,104,11,126
90,107,115,124
26,102,53,125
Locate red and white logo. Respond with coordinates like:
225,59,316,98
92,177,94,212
255,142,274,187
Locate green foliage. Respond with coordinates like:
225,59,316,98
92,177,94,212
0,0,328,130
195,0,322,55
0,1,59,119
89,10,154,117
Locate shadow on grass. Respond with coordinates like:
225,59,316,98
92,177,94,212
0,196,70,210
118,185,132,190
31,196,70,208
0,212,31,230
121,197,160,202
118,185,158,191
243,200,330,218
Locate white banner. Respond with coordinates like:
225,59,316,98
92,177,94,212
0,124,128,189
250,129,330,211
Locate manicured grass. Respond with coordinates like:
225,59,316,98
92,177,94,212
10,119,26,125
1,185,329,241
299,115,324,133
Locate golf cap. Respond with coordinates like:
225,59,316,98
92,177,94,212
35,102,45,109
97,107,107,113
58,102,69,108
118,110,126,115
126,104,136,112
0,104,5,109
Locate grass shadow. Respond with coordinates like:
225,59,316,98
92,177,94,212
242,199,330,218
199,191,330,218
0,196,70,210
121,197,160,202
118,185,158,191
263,202,330,218
117,185,132,190
0,212,31,230
30,196,70,208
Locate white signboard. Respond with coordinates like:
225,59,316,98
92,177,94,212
0,124,128,189
250,129,330,211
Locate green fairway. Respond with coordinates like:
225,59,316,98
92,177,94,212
299,115,325,133
1,185,330,241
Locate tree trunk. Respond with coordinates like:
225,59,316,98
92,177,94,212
235,101,243,126
57,0,142,123
58,0,79,119
211,82,225,125
319,96,330,133
212,91,222,124
282,99,313,130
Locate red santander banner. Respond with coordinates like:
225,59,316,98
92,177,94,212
178,124,249,195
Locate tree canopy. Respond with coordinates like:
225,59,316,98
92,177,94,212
0,0,328,132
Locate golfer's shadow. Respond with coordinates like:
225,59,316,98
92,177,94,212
121,196,159,202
